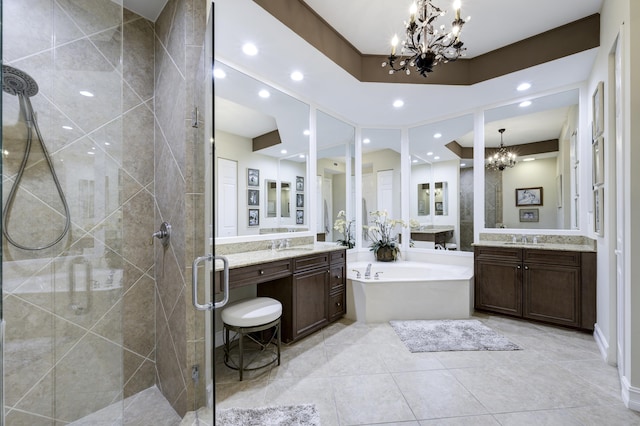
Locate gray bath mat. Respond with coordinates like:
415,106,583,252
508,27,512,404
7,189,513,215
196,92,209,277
390,319,521,352
216,404,320,425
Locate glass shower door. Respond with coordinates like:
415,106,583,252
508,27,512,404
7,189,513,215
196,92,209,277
2,0,125,423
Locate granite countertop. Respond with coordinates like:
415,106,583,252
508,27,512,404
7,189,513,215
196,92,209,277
214,242,346,270
472,240,596,252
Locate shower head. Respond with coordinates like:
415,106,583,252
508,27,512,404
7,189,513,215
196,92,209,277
2,65,39,97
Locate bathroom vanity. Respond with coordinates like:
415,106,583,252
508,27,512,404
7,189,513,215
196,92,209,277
215,244,346,343
473,239,596,331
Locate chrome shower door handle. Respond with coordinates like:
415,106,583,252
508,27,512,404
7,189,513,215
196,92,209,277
192,254,230,311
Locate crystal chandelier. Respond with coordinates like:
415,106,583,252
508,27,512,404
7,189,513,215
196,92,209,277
486,129,517,171
381,0,469,77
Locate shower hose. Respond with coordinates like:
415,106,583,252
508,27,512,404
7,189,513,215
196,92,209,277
3,93,71,250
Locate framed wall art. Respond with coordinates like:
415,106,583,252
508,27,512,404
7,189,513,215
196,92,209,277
296,210,304,224
592,136,604,187
592,81,604,139
247,168,259,187
515,187,543,206
296,176,304,192
594,187,604,236
248,208,259,227
519,208,539,222
248,189,259,206
296,193,304,208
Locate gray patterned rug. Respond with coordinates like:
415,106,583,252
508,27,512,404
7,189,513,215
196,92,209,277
216,404,320,426
390,319,521,352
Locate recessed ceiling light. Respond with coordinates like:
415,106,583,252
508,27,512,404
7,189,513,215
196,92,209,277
517,82,532,91
393,99,404,108
290,71,304,81
303,129,310,136
280,149,287,154
258,89,270,98
299,154,305,159
87,151,95,155
522,157,536,162
213,68,226,79
427,151,433,156
412,159,418,163
62,125,73,130
363,138,371,144
242,43,258,56
433,133,442,138
104,142,111,146
79,91,94,97
519,100,532,107
460,163,466,167
434,156,440,160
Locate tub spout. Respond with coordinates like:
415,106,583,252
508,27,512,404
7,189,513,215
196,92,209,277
365,263,372,279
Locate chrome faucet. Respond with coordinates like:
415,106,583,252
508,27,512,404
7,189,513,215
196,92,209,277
364,263,372,279
521,235,527,244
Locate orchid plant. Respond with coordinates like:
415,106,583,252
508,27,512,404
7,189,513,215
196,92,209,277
333,210,355,249
363,210,406,260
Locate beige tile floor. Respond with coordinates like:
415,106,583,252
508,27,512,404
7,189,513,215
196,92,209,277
212,313,640,426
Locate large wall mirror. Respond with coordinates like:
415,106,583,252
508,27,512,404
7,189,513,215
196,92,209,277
214,62,310,237
484,89,578,230
409,114,474,251
360,128,401,249
316,111,355,246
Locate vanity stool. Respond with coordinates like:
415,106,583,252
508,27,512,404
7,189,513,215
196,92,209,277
221,297,282,381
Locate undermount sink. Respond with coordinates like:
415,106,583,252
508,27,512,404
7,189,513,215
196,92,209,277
279,247,314,251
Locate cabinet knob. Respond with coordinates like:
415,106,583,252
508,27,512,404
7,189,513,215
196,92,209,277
327,270,331,274
259,270,264,275
335,275,341,279
336,302,342,307
517,265,521,269
524,266,529,270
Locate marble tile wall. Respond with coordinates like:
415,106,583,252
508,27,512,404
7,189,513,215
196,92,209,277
484,168,503,228
153,0,208,417
459,167,474,251
2,1,157,424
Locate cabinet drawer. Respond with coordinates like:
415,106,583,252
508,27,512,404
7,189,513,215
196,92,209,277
523,249,580,266
293,252,329,273
474,246,522,262
229,259,292,288
329,291,345,321
329,264,345,291
330,249,346,264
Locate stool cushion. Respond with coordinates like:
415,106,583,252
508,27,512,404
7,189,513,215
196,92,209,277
222,297,282,327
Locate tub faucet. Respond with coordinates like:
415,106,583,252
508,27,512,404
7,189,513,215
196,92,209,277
365,263,372,279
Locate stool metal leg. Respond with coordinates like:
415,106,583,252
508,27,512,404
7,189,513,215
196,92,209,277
238,329,244,381
277,319,281,366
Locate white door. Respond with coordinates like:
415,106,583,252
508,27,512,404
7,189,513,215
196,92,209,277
377,169,394,214
614,33,626,373
218,158,238,237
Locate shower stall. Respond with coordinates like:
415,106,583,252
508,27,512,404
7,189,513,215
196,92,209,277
2,0,213,423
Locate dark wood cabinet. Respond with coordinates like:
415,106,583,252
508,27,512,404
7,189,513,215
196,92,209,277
255,249,346,342
474,246,596,331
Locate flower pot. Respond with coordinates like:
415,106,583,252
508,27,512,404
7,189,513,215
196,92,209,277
375,246,397,262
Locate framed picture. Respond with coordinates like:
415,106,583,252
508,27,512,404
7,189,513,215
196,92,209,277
296,209,304,224
592,81,604,139
248,208,259,227
519,208,539,222
594,187,604,236
247,189,259,206
296,193,304,207
592,136,604,187
515,187,543,206
247,168,259,187
435,201,443,213
296,176,304,192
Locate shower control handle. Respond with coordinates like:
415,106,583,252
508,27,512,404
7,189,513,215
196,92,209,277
150,222,171,246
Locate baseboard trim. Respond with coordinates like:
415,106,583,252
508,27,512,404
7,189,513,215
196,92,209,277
620,375,640,412
593,323,615,365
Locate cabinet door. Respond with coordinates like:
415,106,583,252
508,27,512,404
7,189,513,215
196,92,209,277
523,263,580,327
475,259,522,316
293,268,329,339
328,291,345,322
329,264,345,292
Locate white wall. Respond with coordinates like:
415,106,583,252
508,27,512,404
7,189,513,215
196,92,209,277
500,157,558,229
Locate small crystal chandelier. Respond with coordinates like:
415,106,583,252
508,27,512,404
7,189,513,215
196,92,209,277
381,0,469,77
486,129,517,171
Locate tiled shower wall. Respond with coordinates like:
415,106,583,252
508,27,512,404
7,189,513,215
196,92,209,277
153,0,207,416
2,0,155,423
